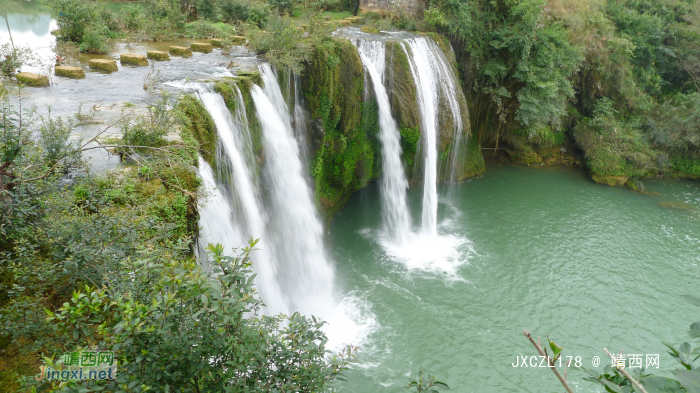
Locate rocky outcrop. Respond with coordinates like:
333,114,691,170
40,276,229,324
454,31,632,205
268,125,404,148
89,59,118,72
55,66,85,78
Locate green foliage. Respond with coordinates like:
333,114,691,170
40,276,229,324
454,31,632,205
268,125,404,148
269,0,296,15
574,97,658,177
38,242,358,392
247,14,312,73
183,20,238,39
218,0,270,26
400,126,420,167
178,94,218,166
49,0,109,53
406,369,450,392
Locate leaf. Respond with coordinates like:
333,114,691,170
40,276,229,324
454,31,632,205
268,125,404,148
600,379,624,393
689,322,700,339
641,376,684,393
549,341,563,358
682,295,700,308
200,294,208,305
671,370,700,393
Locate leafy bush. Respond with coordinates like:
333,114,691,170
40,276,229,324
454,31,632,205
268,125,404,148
219,0,270,26
49,0,110,53
184,20,238,38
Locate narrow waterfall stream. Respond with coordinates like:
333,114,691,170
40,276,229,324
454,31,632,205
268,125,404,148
251,64,335,315
402,37,464,236
195,85,286,313
354,39,412,245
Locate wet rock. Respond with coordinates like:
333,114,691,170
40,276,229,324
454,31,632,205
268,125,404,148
592,173,628,187
55,66,85,78
231,36,246,45
120,53,148,66
89,59,118,72
344,16,362,23
339,19,353,26
360,25,380,34
169,46,192,57
191,42,213,53
147,50,170,61
16,72,49,87
210,38,223,47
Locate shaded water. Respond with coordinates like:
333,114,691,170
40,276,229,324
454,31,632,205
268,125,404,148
331,165,700,392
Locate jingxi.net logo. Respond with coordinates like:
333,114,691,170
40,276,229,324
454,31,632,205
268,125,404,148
35,351,118,382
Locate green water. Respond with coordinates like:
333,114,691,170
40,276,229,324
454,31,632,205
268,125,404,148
330,165,700,393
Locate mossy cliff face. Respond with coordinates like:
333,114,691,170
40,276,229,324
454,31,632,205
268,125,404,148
178,95,217,167
387,34,484,183
300,39,380,219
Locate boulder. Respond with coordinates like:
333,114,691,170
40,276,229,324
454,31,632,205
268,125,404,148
191,42,213,53
147,50,170,61
55,66,85,78
339,19,352,26
169,46,192,57
210,38,223,47
89,59,118,72
120,53,148,66
16,72,49,87
360,25,380,34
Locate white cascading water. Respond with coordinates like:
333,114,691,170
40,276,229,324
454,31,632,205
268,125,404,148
196,157,241,266
354,39,412,245
344,33,471,275
196,85,287,313
251,64,334,315
402,37,463,236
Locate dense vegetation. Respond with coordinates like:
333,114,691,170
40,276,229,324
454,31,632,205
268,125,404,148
0,85,356,392
2,0,700,390
425,0,700,184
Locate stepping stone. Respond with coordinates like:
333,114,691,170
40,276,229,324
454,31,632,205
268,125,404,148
147,50,170,61
16,72,49,87
231,35,246,45
345,16,362,22
89,59,118,72
361,26,380,34
210,38,223,47
120,53,148,66
55,66,85,78
169,46,192,57
191,42,213,53
339,19,352,26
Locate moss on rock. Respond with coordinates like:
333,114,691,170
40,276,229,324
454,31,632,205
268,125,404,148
55,66,85,78
120,53,149,66
89,59,118,72
301,38,379,219
191,42,213,53
178,95,217,167
16,72,48,87
147,50,170,61
360,26,380,34
169,46,192,57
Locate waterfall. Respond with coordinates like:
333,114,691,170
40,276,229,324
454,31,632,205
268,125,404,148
251,64,335,314
354,39,412,245
196,85,287,314
196,157,241,266
402,37,464,236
